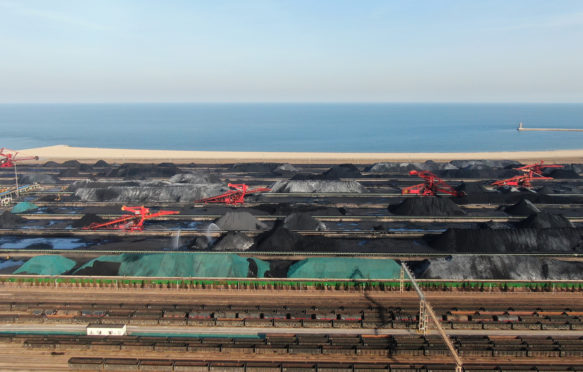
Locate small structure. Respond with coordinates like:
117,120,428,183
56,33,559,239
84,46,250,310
86,324,127,336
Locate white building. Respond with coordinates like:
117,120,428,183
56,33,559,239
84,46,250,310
86,324,127,336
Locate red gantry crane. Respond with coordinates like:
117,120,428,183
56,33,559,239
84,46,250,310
0,148,39,168
82,206,180,232
491,161,563,188
195,183,271,205
401,170,465,197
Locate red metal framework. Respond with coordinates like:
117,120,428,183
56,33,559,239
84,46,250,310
401,170,464,197
82,206,180,232
195,183,271,205
491,161,563,188
0,148,39,168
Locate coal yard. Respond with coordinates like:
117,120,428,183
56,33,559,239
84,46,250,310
2,158,583,370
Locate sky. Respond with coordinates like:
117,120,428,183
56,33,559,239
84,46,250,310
0,0,582,103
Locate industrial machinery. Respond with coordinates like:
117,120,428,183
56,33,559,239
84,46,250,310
401,170,464,197
0,148,39,168
82,206,180,232
195,183,271,205
491,161,563,188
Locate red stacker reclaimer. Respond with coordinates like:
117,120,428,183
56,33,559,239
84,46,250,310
0,148,39,168
401,170,465,197
82,206,180,232
195,183,271,206
491,161,563,188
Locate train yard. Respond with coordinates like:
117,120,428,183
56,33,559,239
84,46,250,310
1,158,583,370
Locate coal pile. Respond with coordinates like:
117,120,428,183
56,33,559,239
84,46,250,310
504,199,541,216
74,260,121,276
214,211,268,231
517,212,575,229
545,168,580,178
43,161,59,167
272,163,298,176
283,213,326,231
101,163,181,179
254,224,305,252
322,164,361,178
94,160,110,167
420,256,583,280
72,214,106,228
365,161,456,173
450,159,521,169
270,180,367,193
0,211,25,228
478,221,514,230
58,168,80,177
169,172,220,184
252,203,344,216
189,223,220,250
18,173,59,184
62,160,82,168
389,197,465,216
263,260,295,278
455,182,488,194
429,228,583,253
212,232,254,251
73,181,225,202
231,163,281,172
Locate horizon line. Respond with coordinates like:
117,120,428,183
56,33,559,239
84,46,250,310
1,101,583,105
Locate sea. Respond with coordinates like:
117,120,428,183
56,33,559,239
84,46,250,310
1,103,582,153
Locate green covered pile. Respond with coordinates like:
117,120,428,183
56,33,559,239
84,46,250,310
11,202,38,214
288,257,401,279
75,253,269,278
14,255,76,275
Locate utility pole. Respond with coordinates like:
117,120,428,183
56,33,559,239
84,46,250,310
401,262,463,372
14,163,19,198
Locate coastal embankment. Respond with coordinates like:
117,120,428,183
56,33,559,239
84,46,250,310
19,145,583,164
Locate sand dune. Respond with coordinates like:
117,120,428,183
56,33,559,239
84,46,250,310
19,144,583,164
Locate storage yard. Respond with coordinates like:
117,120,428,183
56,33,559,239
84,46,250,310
2,156,583,370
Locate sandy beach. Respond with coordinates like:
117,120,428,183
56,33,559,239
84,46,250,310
18,145,583,164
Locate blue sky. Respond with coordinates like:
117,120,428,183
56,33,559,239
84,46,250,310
0,0,582,103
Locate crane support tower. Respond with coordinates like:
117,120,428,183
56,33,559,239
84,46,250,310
82,206,180,232
492,161,563,188
195,183,271,205
401,170,464,197
0,148,39,168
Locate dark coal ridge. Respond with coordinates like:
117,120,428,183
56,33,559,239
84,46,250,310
290,173,338,180
251,203,345,216
284,212,325,231
454,192,583,205
438,168,518,179
231,163,282,173
74,261,121,276
263,260,296,278
504,199,541,216
389,197,465,216
428,228,583,253
545,169,581,179
0,211,26,228
322,164,362,178
100,163,181,179
253,223,432,253
516,212,575,229
71,214,106,228
418,256,583,280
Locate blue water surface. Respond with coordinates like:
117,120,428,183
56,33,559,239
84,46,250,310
2,103,582,152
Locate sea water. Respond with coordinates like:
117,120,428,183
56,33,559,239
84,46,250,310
2,103,582,153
